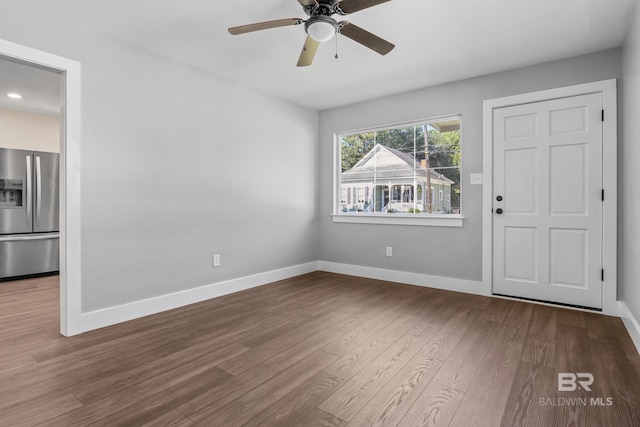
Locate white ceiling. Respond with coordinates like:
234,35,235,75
0,57,61,116
2,0,638,112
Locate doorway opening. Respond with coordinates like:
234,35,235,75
0,39,82,336
0,57,62,340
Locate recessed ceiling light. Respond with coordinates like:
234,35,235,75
7,93,22,99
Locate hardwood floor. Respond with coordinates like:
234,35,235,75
1,272,639,426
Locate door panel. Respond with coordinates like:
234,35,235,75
549,144,587,215
493,93,603,309
549,106,587,135
549,228,587,288
504,113,538,140
0,148,32,234
504,148,538,214
33,152,60,233
503,227,538,283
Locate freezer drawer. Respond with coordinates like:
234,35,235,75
0,234,59,279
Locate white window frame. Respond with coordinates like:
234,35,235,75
332,115,464,227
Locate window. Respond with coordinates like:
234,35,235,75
334,116,462,226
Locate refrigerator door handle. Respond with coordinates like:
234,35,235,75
26,154,32,224
35,155,42,226
0,233,59,242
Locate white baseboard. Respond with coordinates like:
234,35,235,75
317,261,483,296
619,301,640,356
70,262,319,336
73,261,635,342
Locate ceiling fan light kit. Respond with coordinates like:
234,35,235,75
306,16,338,42
228,0,394,67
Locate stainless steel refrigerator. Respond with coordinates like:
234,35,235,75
0,148,59,280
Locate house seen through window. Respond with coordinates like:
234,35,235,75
337,116,461,216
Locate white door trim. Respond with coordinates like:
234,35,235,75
0,39,82,335
482,79,618,316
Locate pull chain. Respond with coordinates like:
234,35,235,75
335,32,339,59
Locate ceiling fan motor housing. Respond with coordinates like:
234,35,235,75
302,0,347,17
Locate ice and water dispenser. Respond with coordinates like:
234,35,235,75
0,179,23,208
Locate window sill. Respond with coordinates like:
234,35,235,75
331,213,464,227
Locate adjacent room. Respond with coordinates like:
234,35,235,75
1,0,639,425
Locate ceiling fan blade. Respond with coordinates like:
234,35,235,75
339,22,394,55
228,18,304,35
338,0,391,14
297,36,320,67
297,0,318,6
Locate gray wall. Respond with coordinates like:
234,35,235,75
0,4,319,311
0,1,633,321
622,6,640,323
319,49,622,282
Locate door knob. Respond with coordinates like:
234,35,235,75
496,208,503,214
496,195,503,201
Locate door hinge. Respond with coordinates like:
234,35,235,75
602,189,605,201
602,109,605,122
601,269,604,281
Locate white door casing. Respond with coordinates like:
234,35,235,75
482,80,617,316
492,93,603,309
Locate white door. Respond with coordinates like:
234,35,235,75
492,93,603,309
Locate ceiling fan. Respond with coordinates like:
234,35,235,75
228,0,395,67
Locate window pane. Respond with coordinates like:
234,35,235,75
338,116,461,216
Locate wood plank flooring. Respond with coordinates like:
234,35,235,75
1,272,640,426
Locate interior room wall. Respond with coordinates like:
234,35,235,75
0,2,633,334
0,108,60,152
319,48,622,288
0,4,320,312
621,3,640,326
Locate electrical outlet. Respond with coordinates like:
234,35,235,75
213,254,221,267
386,246,393,257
